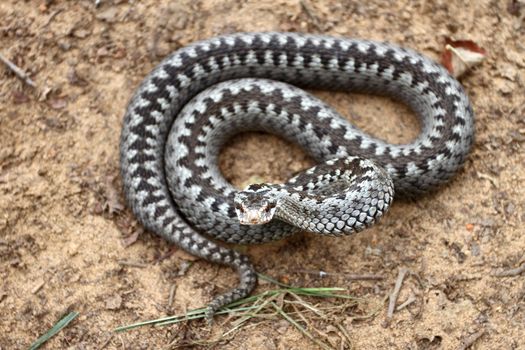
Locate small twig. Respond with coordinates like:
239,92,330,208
99,333,113,350
118,260,148,268
336,323,352,349
294,269,384,280
41,9,63,28
476,172,499,188
458,329,485,350
386,268,409,321
299,0,324,31
344,273,385,281
31,280,45,294
167,284,176,308
492,263,525,277
0,52,36,88
395,294,416,312
288,292,325,318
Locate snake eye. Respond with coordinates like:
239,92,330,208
235,203,244,212
264,203,275,212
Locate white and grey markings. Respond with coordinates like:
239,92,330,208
120,32,475,319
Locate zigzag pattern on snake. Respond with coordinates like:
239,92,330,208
119,32,474,318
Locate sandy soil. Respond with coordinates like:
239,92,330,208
1,0,524,349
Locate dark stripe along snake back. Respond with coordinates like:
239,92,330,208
120,32,474,319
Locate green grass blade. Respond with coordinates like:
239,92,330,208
28,311,79,350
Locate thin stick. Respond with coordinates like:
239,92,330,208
295,269,384,280
386,268,409,320
492,263,525,277
336,323,352,349
395,294,416,312
0,53,36,88
118,260,148,268
31,280,45,294
458,329,485,350
299,0,323,31
41,9,63,28
288,292,325,317
99,333,113,350
167,284,176,308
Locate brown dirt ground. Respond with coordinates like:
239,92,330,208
1,0,524,349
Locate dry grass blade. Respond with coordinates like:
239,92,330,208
222,293,280,336
492,263,525,277
287,292,326,318
125,277,369,348
352,294,389,321
270,302,335,350
114,284,355,332
114,273,378,349
337,323,353,348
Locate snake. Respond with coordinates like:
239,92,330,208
119,32,474,319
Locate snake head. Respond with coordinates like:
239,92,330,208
234,183,278,225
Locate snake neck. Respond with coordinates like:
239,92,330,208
274,193,320,230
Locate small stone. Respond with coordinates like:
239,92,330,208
73,28,91,39
470,242,480,257
96,7,119,22
505,202,516,215
499,63,518,81
495,78,515,95
105,294,122,310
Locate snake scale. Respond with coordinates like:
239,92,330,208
120,32,474,319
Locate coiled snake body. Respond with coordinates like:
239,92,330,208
120,32,474,318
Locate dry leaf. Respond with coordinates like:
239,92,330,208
48,97,68,110
507,0,524,16
441,38,486,78
122,228,142,247
12,91,29,104
103,175,124,215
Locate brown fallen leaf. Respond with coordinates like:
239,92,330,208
12,91,29,104
122,228,142,248
507,0,523,16
441,38,486,78
103,175,124,215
